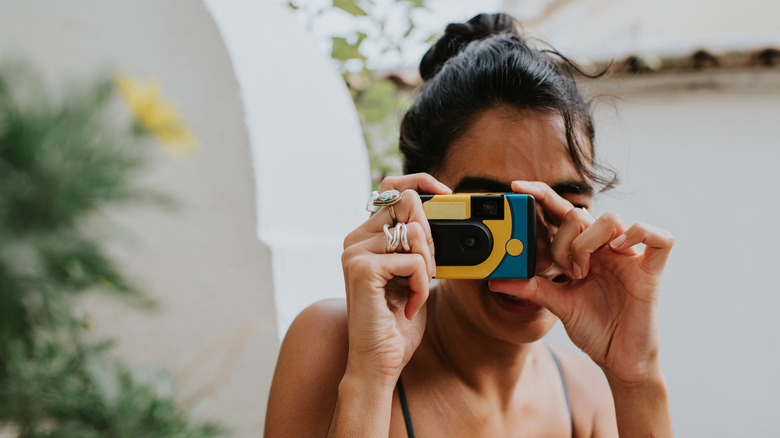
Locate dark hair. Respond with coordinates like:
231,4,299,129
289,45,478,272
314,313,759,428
400,13,617,191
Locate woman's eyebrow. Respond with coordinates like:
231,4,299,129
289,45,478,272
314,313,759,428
552,180,593,197
454,176,593,197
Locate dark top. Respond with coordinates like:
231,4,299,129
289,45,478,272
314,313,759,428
396,345,573,438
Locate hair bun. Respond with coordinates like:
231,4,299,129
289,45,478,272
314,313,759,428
420,13,520,81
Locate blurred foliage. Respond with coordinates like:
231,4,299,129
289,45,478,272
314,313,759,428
0,65,224,437
288,0,435,187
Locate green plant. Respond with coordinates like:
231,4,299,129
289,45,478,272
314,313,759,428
0,65,223,437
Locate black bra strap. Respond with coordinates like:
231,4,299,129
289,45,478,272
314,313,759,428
397,376,416,438
546,344,574,437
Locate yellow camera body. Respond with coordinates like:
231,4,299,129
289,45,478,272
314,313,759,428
420,194,536,279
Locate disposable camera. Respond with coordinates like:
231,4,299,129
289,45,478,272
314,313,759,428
420,193,536,279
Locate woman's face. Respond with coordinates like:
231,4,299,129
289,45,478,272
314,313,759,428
434,105,594,344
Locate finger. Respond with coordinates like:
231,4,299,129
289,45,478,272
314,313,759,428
392,190,435,261
549,207,597,278
343,222,435,278
343,255,430,321
610,222,675,273
511,181,575,226
373,253,430,320
568,211,628,278
405,222,435,278
488,277,573,321
367,190,425,228
346,189,433,254
379,173,452,195
344,253,429,303
348,174,449,249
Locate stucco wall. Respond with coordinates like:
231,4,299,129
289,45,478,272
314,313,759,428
543,69,780,436
202,0,371,339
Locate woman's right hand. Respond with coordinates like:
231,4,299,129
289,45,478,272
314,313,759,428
341,173,450,385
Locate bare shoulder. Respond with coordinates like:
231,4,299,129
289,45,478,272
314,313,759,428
264,299,349,438
547,344,608,394
548,344,617,436
288,298,349,344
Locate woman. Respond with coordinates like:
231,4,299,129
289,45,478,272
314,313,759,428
265,13,674,437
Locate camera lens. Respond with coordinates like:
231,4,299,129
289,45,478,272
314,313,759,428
429,221,493,266
461,235,478,250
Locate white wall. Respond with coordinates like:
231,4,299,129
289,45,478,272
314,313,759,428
544,69,780,436
202,0,371,339
503,0,780,60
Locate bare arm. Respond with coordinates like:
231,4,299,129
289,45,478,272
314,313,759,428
605,368,672,438
266,173,449,437
327,370,396,437
560,348,669,437
493,181,675,437
264,300,349,438
264,300,400,438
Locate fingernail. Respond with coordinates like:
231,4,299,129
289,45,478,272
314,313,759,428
580,207,595,220
405,304,415,320
572,262,582,279
610,234,627,249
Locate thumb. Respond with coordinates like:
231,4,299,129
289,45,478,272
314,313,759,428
488,277,573,320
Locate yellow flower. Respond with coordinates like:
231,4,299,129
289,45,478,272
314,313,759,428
115,74,198,156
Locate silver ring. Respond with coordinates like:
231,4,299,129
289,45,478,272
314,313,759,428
398,222,410,252
383,224,400,253
383,223,409,253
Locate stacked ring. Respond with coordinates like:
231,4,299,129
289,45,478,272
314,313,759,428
383,224,397,253
383,222,410,253
398,223,411,252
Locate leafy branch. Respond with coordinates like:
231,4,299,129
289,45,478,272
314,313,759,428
288,0,434,186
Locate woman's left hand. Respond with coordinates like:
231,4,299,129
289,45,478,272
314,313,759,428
489,181,674,387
